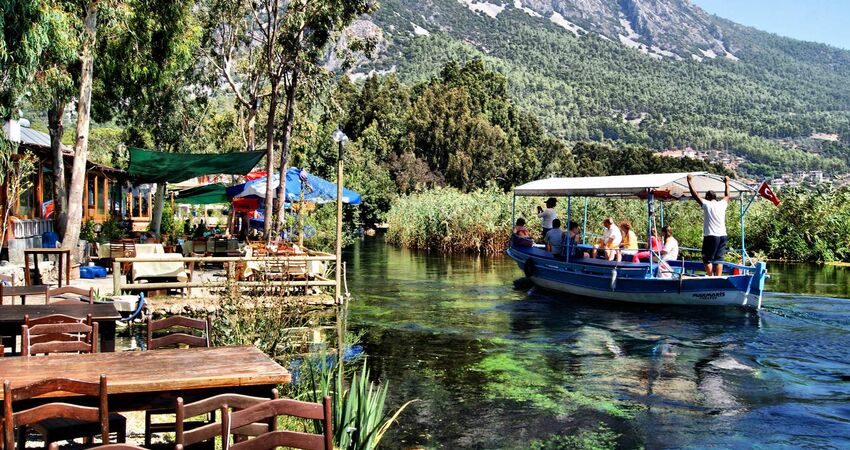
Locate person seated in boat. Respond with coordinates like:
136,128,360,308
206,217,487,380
537,197,558,236
631,228,662,263
566,221,590,259
591,217,622,260
544,219,566,257
656,225,680,278
512,218,533,247
617,221,639,262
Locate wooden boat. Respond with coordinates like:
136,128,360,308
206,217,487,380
507,173,769,309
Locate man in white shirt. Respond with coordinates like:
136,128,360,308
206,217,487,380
537,197,558,237
591,217,622,260
544,219,566,257
687,174,731,276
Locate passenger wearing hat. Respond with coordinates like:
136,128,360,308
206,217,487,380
537,197,558,236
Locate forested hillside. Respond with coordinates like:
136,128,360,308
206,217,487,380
359,0,850,177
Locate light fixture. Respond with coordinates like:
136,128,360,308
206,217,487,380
331,128,349,144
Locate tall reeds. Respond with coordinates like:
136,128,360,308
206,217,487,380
385,187,538,255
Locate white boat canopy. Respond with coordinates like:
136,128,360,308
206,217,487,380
513,172,755,199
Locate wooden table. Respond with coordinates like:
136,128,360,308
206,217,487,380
0,303,121,353
24,248,71,287
0,346,291,412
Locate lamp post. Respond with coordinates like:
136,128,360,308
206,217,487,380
331,128,348,304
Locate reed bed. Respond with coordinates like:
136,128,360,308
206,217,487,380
385,187,539,255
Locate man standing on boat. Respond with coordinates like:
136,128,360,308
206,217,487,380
537,197,558,236
687,174,731,276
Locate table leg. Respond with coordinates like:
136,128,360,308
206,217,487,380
100,320,116,352
65,253,70,287
58,255,64,288
24,254,31,286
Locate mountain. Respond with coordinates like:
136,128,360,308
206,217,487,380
351,0,850,178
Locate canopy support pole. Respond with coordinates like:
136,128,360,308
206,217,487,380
740,193,758,264
582,197,588,245
659,201,665,230
511,194,516,232
647,190,654,278
566,196,572,262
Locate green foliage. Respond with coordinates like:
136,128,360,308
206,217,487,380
298,356,414,450
149,202,176,238
80,219,97,243
747,187,850,262
99,216,124,242
385,186,522,255
528,423,621,450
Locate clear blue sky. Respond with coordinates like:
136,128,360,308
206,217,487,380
692,0,850,50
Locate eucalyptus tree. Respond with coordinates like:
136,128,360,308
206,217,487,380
198,0,373,239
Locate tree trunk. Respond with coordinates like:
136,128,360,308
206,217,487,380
63,0,98,261
48,99,67,239
274,72,299,231
262,82,280,241
150,182,166,237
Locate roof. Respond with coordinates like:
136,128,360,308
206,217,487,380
4,121,73,154
513,172,755,199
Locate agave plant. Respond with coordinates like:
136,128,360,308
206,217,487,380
301,356,414,449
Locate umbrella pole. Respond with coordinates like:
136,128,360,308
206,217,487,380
335,140,344,305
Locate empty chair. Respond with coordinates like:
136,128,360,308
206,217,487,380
22,314,97,356
0,284,48,305
221,397,333,450
3,375,126,449
146,315,211,350
145,315,212,446
169,389,279,448
47,286,95,304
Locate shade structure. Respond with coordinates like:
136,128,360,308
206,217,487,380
226,167,361,205
513,172,754,199
128,148,265,183
174,183,229,204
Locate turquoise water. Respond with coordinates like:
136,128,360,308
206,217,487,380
345,237,850,449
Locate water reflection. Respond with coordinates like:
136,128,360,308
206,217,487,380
345,237,850,449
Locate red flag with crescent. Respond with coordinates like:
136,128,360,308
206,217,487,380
758,181,780,206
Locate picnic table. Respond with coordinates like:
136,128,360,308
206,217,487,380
0,346,291,412
0,303,121,352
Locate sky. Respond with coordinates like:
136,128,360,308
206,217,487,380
692,0,850,50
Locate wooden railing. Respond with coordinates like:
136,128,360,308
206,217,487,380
112,254,340,298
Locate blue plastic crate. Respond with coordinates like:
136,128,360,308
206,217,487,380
79,266,96,279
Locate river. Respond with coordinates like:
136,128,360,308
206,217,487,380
344,237,850,449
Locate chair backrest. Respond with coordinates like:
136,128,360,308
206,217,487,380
3,375,109,450
0,285,49,305
176,389,279,446
222,397,332,450
192,238,208,254
47,286,95,304
122,239,137,257
146,315,211,350
22,314,97,356
110,240,126,257
51,445,162,450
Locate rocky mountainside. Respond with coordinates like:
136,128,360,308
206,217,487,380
349,0,850,177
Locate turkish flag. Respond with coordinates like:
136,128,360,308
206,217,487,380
758,181,781,206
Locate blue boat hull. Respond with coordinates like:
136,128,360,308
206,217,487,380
507,246,767,309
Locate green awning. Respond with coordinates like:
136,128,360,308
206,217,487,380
174,183,229,204
128,148,265,183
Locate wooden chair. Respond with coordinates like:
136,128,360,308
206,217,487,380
17,320,128,445
145,315,212,447
3,375,119,450
168,389,279,448
22,314,97,356
0,284,48,305
220,397,333,450
47,286,95,304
